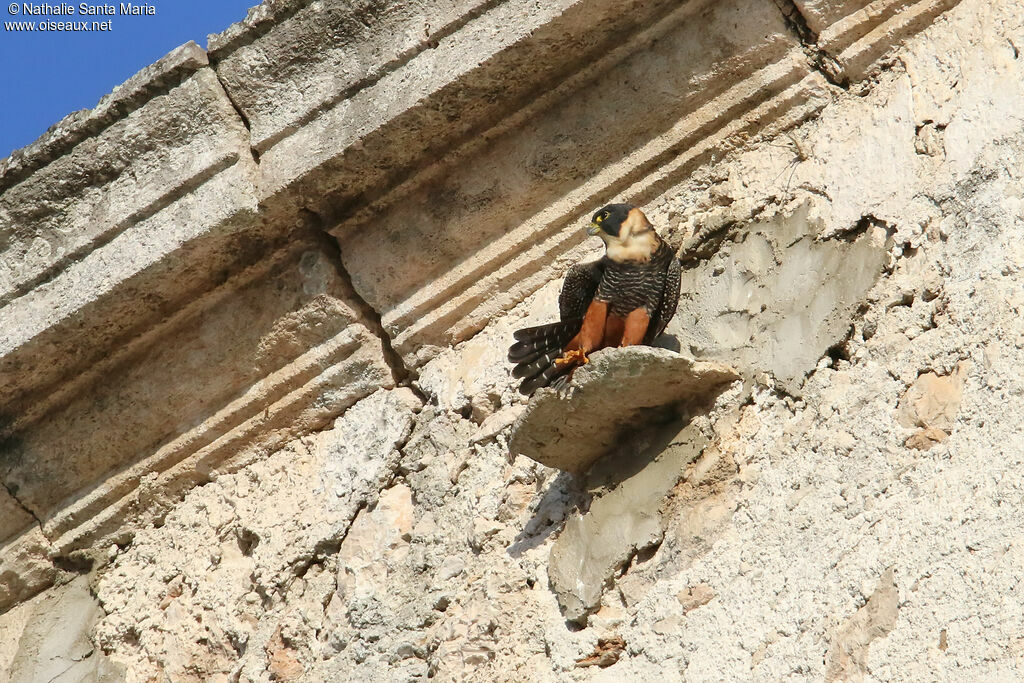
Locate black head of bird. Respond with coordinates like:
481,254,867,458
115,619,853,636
586,203,661,262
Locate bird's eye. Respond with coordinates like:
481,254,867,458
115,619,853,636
595,214,604,223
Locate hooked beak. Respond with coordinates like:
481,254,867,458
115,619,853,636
586,222,601,236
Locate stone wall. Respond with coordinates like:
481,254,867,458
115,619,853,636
2,0,1023,679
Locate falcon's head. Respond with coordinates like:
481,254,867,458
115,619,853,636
587,203,661,262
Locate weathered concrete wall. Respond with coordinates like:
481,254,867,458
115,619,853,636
3,0,1023,679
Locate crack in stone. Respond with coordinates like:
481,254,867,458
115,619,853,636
207,55,261,166
44,660,81,683
772,0,849,88
830,214,895,244
2,478,44,533
292,409,421,580
307,216,427,402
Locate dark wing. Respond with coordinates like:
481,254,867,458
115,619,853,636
507,259,604,395
558,259,605,321
644,257,681,344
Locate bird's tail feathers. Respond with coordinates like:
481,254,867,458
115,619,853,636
508,320,579,362
507,319,580,394
517,359,575,395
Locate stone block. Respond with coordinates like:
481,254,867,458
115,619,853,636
209,0,496,153
0,595,32,676
829,0,963,81
0,529,54,614
0,65,245,307
794,0,874,35
0,41,209,188
1,240,393,557
0,489,34,542
218,0,690,224
509,347,738,474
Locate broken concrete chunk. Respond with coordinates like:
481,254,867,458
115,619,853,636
677,582,717,613
897,361,970,432
0,529,56,614
668,201,890,395
548,421,708,623
509,347,738,474
825,568,899,681
6,576,123,682
576,636,626,668
905,427,949,451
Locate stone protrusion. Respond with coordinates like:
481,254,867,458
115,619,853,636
509,347,738,474
897,361,969,432
547,418,711,622
825,568,900,681
668,202,891,394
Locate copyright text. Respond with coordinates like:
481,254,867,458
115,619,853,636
8,3,155,15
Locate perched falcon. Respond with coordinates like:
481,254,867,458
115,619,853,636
508,203,681,394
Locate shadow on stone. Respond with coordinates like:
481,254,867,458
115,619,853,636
506,470,589,559
507,418,690,562
651,332,681,353
583,414,696,493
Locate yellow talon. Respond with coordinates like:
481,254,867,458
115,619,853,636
555,349,590,366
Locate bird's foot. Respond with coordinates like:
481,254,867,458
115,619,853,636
555,348,590,366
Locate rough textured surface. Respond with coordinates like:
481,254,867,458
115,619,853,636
509,347,738,473
91,388,421,681
0,41,209,190
825,568,900,681
209,0,496,151
0,238,396,610
244,0,691,223
0,489,34,541
794,0,874,34
0,529,56,613
0,64,257,413
3,0,1024,679
6,243,363,519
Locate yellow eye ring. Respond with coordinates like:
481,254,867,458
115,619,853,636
595,215,604,223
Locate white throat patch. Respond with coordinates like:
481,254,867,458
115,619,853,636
605,231,660,262
603,208,660,262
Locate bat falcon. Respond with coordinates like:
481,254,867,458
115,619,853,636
508,203,681,394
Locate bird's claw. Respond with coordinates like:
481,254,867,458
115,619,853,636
555,348,590,366
556,384,578,400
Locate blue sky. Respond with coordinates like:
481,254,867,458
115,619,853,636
0,0,258,159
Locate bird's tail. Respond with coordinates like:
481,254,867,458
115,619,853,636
507,319,581,395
